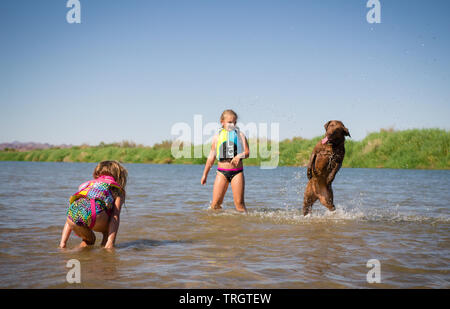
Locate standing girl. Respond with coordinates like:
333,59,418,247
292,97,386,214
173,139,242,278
201,110,250,212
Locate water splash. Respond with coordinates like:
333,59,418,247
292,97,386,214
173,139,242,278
207,204,450,225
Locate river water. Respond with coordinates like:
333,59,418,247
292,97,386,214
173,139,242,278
0,162,448,288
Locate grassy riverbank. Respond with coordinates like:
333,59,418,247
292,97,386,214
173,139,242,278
1,129,448,169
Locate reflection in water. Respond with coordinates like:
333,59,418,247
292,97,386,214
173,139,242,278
0,162,449,288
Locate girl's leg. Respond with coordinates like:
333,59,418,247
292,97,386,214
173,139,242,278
101,232,109,247
68,220,96,247
211,172,229,210
69,211,110,248
92,212,110,246
59,219,73,248
230,172,247,213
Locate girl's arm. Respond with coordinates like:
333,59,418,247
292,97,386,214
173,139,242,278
201,135,218,185
59,220,72,248
104,195,123,249
231,132,250,166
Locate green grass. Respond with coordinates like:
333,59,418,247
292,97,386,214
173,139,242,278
1,129,449,169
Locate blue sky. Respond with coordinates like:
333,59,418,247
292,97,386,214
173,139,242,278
1,0,449,145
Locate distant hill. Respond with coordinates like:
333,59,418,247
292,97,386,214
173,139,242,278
0,141,72,151
0,129,449,169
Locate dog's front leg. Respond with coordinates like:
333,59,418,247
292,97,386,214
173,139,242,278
327,162,342,185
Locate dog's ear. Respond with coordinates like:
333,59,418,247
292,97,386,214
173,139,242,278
343,127,351,137
324,121,331,131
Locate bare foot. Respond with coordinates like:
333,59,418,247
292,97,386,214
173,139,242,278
79,240,92,248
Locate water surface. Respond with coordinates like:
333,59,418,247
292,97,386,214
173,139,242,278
0,162,448,288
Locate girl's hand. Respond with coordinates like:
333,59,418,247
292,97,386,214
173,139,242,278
231,156,241,166
201,175,207,185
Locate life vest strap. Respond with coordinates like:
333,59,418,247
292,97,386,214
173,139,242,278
89,199,97,229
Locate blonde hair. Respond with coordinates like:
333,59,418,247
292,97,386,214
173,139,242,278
220,109,238,123
93,160,128,198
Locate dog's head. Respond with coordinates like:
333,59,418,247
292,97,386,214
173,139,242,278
322,120,350,145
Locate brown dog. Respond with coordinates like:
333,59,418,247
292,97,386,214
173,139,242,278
303,120,350,216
